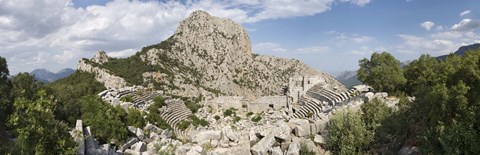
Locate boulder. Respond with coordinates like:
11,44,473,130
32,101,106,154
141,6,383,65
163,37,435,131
224,128,239,142
251,134,276,155
191,130,222,143
286,140,300,155
125,149,140,155
269,146,283,155
128,126,137,134
120,137,139,151
132,142,147,152
289,119,311,137
314,134,325,145
136,128,145,140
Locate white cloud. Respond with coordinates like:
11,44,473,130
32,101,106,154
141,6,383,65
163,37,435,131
339,0,371,7
460,10,471,16
421,21,435,30
295,46,329,54
0,0,371,74
451,19,480,31
107,49,138,58
253,42,287,53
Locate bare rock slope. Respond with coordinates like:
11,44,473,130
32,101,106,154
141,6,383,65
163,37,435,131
78,10,345,98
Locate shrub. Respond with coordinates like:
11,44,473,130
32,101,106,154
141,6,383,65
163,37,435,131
126,108,146,128
233,116,241,122
246,112,254,117
120,95,133,102
214,115,220,120
177,120,191,131
223,108,236,117
251,115,262,122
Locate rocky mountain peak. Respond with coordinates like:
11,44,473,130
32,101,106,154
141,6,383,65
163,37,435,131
174,10,252,58
91,51,109,64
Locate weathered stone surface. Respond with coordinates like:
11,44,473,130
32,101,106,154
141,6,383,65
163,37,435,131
91,51,109,64
71,120,85,155
269,146,283,155
136,128,145,140
286,140,300,155
314,134,325,145
251,134,276,155
132,142,147,152
120,137,139,151
289,119,311,137
190,130,222,143
77,59,127,89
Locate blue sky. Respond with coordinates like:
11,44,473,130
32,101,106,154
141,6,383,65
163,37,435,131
1,0,479,75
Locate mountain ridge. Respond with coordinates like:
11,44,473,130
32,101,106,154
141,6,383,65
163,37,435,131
77,10,346,99
30,68,75,83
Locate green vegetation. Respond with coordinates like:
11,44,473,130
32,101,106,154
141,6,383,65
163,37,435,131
49,71,106,125
358,52,406,93
126,108,146,128
246,112,254,117
336,49,480,154
80,95,128,145
327,108,371,154
223,108,236,117
121,95,133,102
251,114,262,122
300,142,316,155
7,90,76,154
188,115,209,127
146,96,171,130
214,115,220,120
177,120,191,130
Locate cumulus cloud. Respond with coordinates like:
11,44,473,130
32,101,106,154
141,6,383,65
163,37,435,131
341,0,371,7
451,19,480,31
421,21,435,30
0,0,371,74
460,10,471,16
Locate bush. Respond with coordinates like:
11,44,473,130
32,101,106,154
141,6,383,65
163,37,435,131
146,102,171,130
246,112,254,117
251,115,262,122
177,120,191,131
327,108,371,154
300,142,316,155
185,100,202,113
80,95,128,145
214,115,220,120
233,116,241,122
121,95,133,102
189,115,209,127
126,108,146,128
223,108,236,117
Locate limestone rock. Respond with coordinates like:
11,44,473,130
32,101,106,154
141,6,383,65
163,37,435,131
314,134,325,145
91,51,109,64
251,134,276,155
190,130,222,143
289,119,311,137
286,140,300,155
269,146,283,155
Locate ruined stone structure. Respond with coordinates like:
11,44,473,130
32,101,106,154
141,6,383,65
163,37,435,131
288,75,326,104
249,96,287,113
206,96,248,112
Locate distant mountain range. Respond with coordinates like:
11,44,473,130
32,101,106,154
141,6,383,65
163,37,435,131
30,68,75,83
436,43,480,60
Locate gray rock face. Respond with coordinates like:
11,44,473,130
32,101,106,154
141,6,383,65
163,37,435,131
190,130,222,143
77,58,127,89
91,51,109,64
79,10,344,99
286,140,300,155
289,119,311,137
251,134,276,155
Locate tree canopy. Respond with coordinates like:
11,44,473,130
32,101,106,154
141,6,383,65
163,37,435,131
358,52,406,93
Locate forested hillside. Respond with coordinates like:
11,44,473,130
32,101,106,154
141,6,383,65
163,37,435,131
327,49,480,154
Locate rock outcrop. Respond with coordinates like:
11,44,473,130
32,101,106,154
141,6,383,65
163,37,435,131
78,10,345,99
77,57,127,89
